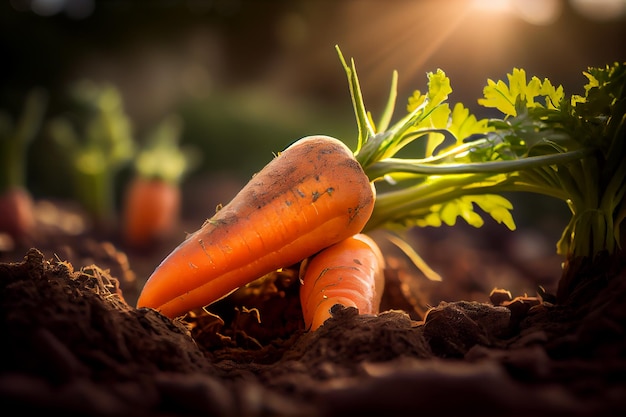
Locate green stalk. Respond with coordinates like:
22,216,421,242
49,81,135,230
0,89,47,192
366,173,501,230
365,148,591,180
336,45,374,151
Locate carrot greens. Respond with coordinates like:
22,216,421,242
132,114,199,185
338,46,625,299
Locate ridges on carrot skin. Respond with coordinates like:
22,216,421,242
136,135,375,318
299,233,385,331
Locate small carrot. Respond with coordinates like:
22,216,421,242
136,135,375,318
121,115,197,250
299,233,385,331
0,88,47,245
122,177,181,249
0,187,36,244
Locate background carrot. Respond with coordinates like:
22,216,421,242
122,177,181,249
299,233,385,331
121,115,198,250
0,88,47,247
136,135,375,318
0,188,36,247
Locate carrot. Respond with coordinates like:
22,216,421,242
121,115,197,250
122,177,181,249
136,135,375,318
0,187,36,244
0,88,47,245
299,233,385,331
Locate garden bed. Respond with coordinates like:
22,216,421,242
1,199,624,416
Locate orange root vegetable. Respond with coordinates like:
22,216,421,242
136,135,375,318
0,187,36,244
299,233,385,331
121,177,181,249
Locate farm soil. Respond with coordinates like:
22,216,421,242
0,198,625,416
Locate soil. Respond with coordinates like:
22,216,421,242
1,198,625,417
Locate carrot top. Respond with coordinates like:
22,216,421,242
132,114,200,185
336,47,625,263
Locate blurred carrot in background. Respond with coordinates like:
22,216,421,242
121,115,199,250
0,88,47,249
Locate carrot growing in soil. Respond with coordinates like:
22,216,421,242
138,47,623,320
299,233,385,331
136,135,375,318
121,115,199,250
0,89,47,247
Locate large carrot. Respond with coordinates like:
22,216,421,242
136,135,375,318
299,233,385,331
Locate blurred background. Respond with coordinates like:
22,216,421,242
2,0,625,185
1,0,625,302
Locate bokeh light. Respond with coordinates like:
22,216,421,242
11,0,95,19
472,0,626,22
570,0,626,20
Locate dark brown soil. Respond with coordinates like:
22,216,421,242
1,199,625,416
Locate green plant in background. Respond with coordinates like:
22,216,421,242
0,88,47,245
337,45,624,302
48,80,135,231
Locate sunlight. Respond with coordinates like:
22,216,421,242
513,0,563,25
470,0,514,13
471,0,564,25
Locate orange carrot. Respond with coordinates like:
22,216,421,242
121,177,181,249
120,114,195,250
0,88,47,245
299,233,385,331
0,187,36,244
136,135,375,318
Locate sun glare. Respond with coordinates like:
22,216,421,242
471,0,564,25
472,0,626,23
513,0,563,25
471,0,513,13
